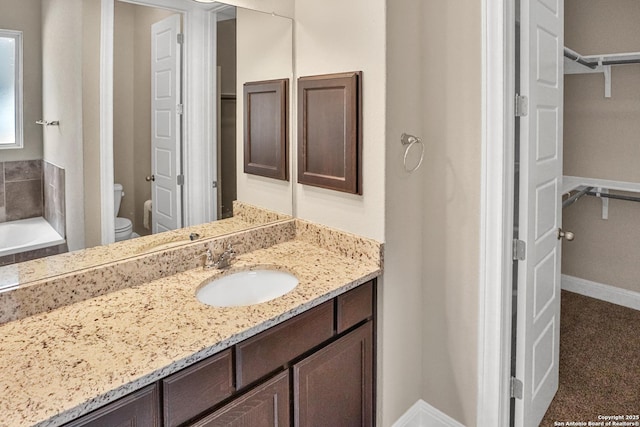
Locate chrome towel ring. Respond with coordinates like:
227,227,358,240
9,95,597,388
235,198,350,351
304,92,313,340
401,133,424,172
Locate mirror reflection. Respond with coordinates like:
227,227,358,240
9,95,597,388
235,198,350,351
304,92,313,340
0,0,293,280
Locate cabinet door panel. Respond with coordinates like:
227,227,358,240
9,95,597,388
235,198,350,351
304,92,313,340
293,322,373,427
236,301,334,388
191,371,290,427
163,349,234,427
63,384,159,427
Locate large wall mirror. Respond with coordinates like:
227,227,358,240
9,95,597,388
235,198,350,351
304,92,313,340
0,0,293,286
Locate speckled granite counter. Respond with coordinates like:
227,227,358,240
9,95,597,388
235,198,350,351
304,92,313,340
0,220,382,427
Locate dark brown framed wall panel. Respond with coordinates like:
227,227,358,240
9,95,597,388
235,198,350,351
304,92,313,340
243,79,289,181
297,71,363,194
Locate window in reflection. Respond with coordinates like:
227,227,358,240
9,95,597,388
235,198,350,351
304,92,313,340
0,30,22,149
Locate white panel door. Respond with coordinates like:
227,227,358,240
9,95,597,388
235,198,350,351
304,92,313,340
151,14,182,234
516,0,563,425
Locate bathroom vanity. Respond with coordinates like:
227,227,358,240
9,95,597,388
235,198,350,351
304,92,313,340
0,218,382,427
67,281,374,426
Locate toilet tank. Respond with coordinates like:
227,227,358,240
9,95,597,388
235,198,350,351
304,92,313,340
114,183,124,216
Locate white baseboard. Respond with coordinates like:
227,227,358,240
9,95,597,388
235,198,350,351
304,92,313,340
392,400,466,427
561,274,640,311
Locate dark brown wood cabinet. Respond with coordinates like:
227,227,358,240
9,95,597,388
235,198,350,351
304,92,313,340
63,384,160,427
243,79,289,181
337,281,373,334
236,300,334,388
192,371,290,427
297,72,363,194
163,349,234,427
293,322,373,427
64,281,376,427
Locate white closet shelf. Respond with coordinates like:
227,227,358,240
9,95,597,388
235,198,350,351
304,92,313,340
563,176,640,195
562,175,640,194
563,176,640,219
563,47,640,97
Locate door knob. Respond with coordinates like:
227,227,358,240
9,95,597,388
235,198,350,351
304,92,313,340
557,228,574,241
146,175,155,182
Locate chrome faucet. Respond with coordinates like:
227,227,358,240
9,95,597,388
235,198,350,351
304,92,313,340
203,244,237,269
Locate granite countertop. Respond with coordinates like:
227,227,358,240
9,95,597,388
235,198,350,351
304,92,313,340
0,201,290,290
0,235,382,427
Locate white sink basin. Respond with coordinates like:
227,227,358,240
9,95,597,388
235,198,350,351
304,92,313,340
196,269,299,307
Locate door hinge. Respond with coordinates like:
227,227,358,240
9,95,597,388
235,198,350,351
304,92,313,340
177,174,184,186
212,181,218,188
515,94,528,117
513,239,526,261
177,104,184,115
510,377,523,400
177,33,184,44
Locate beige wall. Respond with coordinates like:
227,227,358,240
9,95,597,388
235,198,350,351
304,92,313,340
421,1,481,425
0,0,43,162
41,0,85,251
563,0,640,293
236,8,293,215
565,0,640,55
295,0,481,424
382,1,425,425
114,1,136,230
82,0,102,248
293,0,386,242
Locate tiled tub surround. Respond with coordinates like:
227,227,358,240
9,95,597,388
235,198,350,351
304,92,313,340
0,160,44,222
0,241,68,267
0,219,382,426
0,160,65,226
43,161,66,238
0,201,289,293
0,161,67,265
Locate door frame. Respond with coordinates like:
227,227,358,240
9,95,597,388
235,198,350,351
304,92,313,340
99,0,218,244
477,0,518,425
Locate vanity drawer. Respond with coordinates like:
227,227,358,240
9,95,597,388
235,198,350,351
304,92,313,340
235,300,334,388
162,349,234,427
64,384,159,427
336,280,373,333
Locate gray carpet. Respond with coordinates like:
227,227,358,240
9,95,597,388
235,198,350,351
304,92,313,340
540,290,640,426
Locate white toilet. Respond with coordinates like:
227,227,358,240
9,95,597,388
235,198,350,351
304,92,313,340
113,183,134,241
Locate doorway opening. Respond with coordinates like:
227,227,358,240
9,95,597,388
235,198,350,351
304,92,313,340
504,1,640,425
100,0,220,246
113,1,184,241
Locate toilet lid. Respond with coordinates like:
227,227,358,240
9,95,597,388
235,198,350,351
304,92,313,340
115,217,133,232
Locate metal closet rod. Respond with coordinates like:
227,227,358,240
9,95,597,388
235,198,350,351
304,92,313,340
563,186,640,209
563,50,598,69
563,186,593,208
563,50,640,68
600,59,640,66
586,190,640,203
